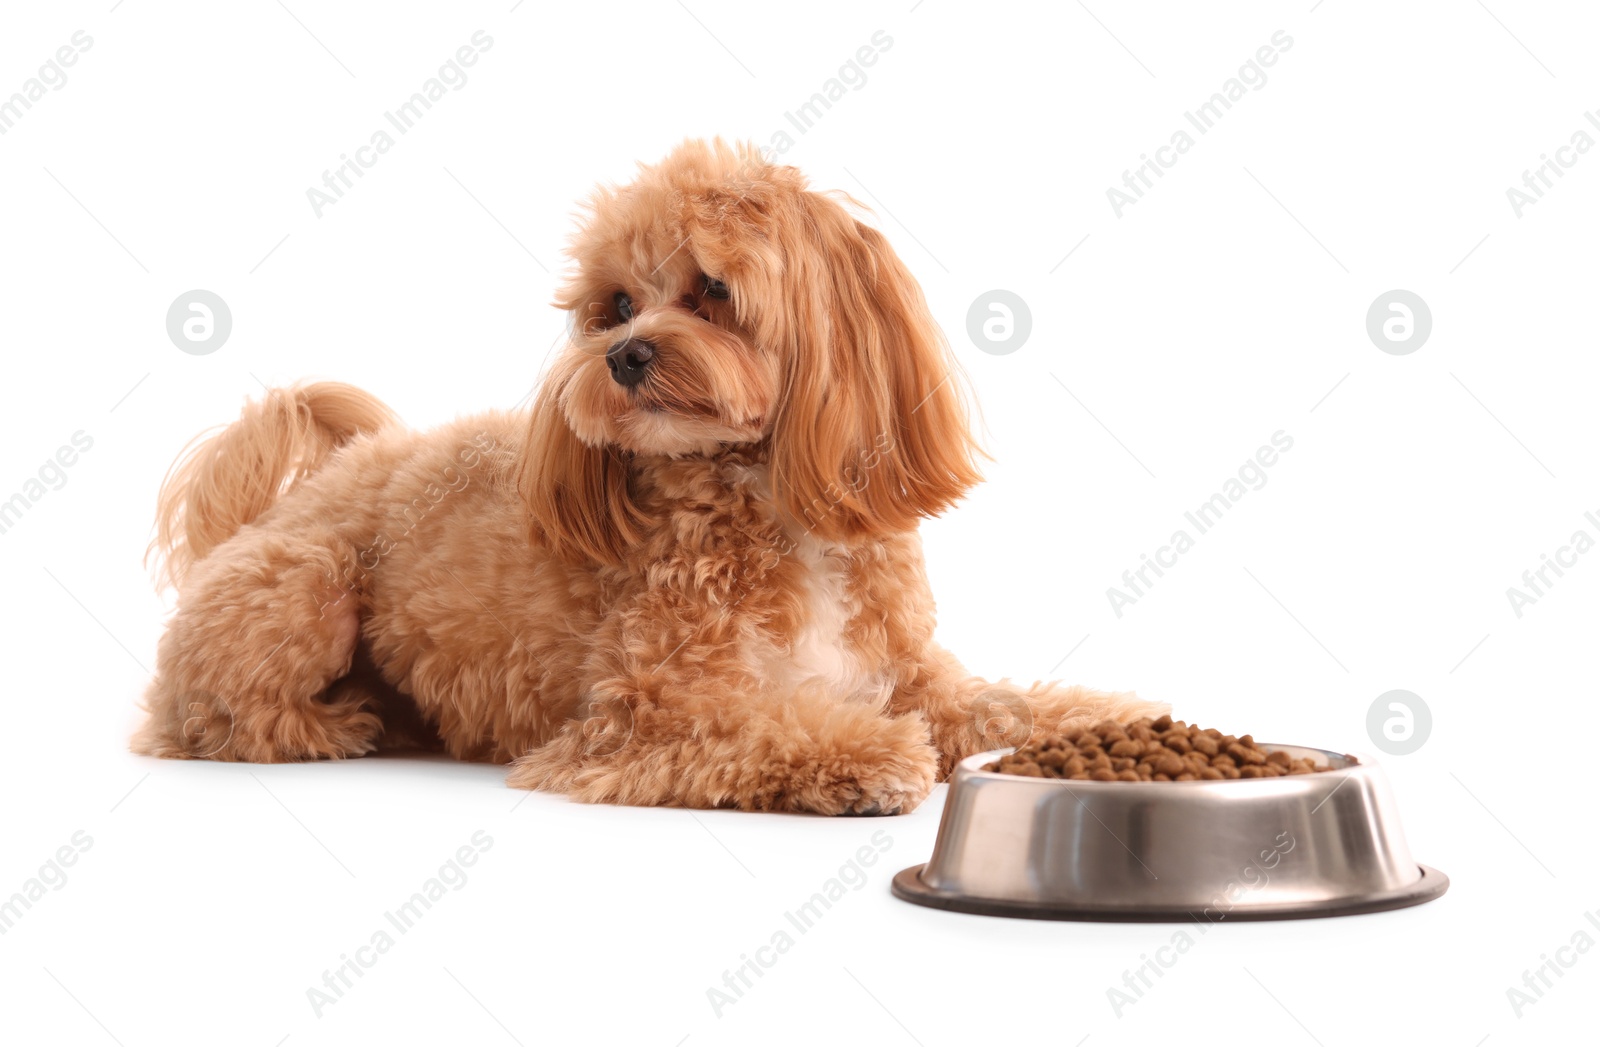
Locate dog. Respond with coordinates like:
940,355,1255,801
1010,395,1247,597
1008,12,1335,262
133,140,1161,814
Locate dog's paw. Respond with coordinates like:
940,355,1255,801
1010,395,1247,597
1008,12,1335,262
505,703,938,815
505,733,583,793
751,713,939,816
779,758,936,816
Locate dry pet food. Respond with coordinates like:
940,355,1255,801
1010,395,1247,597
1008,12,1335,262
986,715,1333,781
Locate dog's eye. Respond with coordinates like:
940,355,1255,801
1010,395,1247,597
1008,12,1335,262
614,291,633,322
703,276,729,300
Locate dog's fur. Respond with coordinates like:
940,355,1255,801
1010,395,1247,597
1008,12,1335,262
133,140,1161,814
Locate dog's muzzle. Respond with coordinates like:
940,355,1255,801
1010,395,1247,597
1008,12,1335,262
606,338,655,387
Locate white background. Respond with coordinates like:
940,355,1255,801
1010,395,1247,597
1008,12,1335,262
1,0,1595,1044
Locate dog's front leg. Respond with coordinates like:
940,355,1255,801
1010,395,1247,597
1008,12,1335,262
890,645,1169,778
507,673,939,815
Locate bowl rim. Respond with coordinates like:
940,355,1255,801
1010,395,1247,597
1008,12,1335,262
956,744,1370,786
891,862,1450,922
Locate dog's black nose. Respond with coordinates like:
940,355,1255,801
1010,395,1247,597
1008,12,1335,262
606,338,655,387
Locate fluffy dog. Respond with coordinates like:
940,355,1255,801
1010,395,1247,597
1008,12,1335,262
134,140,1160,814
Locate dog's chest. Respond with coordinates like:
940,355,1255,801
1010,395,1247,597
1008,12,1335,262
751,533,882,700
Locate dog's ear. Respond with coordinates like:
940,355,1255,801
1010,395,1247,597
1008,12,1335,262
764,193,983,541
519,385,644,565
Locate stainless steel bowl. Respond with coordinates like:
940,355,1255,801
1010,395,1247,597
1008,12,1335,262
893,745,1447,921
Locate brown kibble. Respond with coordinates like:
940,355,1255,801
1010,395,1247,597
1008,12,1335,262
1227,743,1267,766
991,718,1332,782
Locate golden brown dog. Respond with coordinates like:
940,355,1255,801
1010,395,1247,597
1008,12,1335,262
134,140,1160,814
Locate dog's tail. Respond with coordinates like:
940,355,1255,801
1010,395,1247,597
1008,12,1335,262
147,382,396,590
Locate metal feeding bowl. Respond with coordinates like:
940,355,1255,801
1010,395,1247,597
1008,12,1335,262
893,746,1448,921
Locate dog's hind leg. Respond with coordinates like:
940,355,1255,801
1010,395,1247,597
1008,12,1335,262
322,639,445,754
133,529,381,762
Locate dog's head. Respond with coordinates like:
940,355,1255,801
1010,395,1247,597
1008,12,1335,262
522,139,981,563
